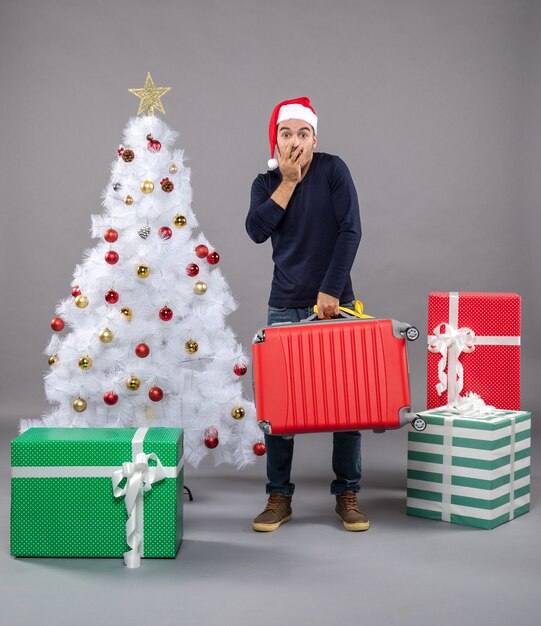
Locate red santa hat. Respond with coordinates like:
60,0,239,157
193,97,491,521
267,97,318,170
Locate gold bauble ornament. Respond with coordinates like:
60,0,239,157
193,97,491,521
137,264,151,279
48,354,59,367
126,375,141,391
73,398,87,413
169,163,178,174
99,328,113,343
75,294,89,308
193,280,207,295
124,195,134,205
173,214,187,228
231,406,246,420
120,307,133,320
140,180,154,194
185,339,199,354
78,355,93,370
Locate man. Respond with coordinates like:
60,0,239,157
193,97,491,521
246,97,368,532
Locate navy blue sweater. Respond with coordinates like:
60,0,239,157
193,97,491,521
246,152,361,308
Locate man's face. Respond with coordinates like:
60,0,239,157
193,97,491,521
276,119,317,168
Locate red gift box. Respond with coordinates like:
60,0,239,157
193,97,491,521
427,292,521,410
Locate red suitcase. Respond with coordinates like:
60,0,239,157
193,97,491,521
252,316,423,435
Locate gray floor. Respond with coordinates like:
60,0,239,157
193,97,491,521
1,418,539,626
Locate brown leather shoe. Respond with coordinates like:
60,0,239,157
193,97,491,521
335,492,370,531
252,493,292,532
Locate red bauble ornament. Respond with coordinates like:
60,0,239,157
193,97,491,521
135,343,150,358
195,244,209,258
103,392,118,406
253,442,267,457
148,139,162,153
149,386,164,402
207,251,220,265
105,289,119,304
72,285,81,297
50,317,64,332
204,427,219,448
104,228,118,243
186,263,199,277
158,226,172,240
159,306,173,321
234,363,247,377
105,250,119,265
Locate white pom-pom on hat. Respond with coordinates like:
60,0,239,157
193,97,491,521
267,158,279,170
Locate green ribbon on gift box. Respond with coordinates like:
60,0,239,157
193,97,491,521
11,427,184,568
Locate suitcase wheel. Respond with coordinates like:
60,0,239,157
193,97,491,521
405,326,419,342
411,416,427,432
258,420,272,435
253,329,266,344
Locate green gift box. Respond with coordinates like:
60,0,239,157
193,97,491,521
11,427,183,566
407,408,531,529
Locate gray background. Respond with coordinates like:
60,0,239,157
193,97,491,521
0,1,539,624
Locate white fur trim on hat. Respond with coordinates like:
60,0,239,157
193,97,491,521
277,104,318,134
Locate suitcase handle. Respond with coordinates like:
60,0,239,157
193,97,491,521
302,309,420,342
308,299,374,321
338,300,374,319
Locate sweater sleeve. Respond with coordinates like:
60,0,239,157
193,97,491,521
318,157,362,298
246,174,287,244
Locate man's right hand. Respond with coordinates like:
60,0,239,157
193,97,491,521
277,144,304,183
270,144,304,209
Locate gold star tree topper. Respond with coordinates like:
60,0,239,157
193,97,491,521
128,72,172,116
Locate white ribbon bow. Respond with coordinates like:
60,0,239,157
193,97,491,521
112,452,167,569
428,323,476,397
446,392,495,417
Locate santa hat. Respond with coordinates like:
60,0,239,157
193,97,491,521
267,97,318,170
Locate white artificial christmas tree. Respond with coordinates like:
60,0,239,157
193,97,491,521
25,75,264,468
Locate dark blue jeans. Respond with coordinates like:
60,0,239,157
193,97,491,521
265,303,362,496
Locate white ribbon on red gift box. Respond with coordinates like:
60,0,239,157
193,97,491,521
428,322,475,401
427,292,521,403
